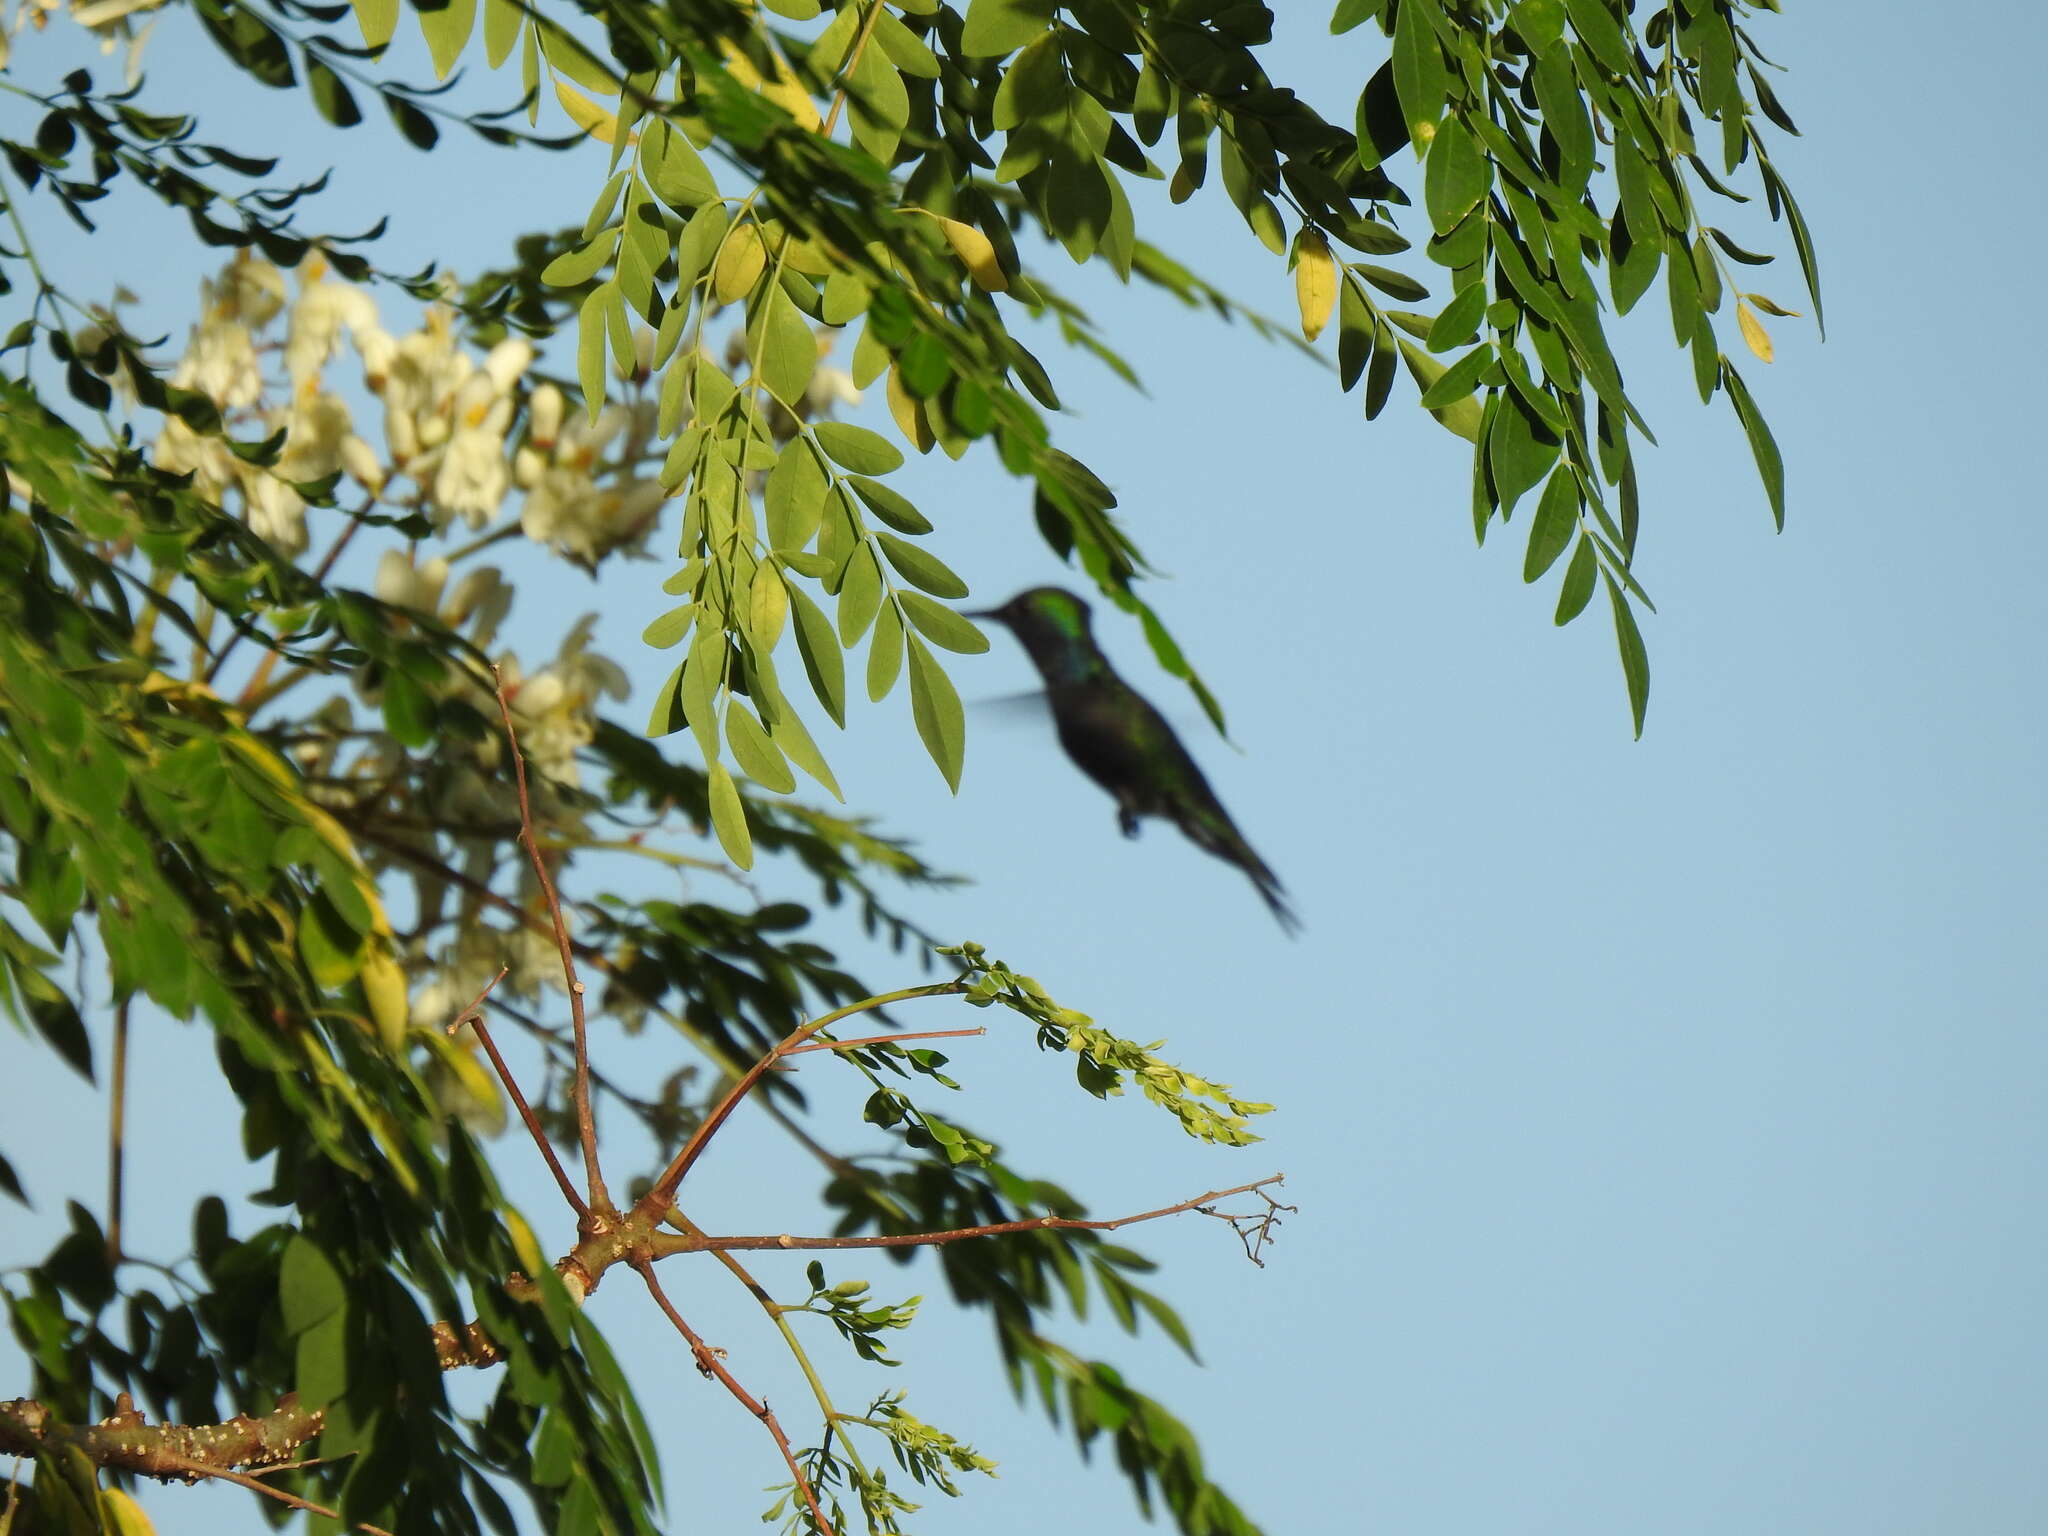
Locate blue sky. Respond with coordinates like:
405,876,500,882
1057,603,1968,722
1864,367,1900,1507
4,5,2046,1535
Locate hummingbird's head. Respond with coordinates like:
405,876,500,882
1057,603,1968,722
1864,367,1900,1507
971,587,1101,681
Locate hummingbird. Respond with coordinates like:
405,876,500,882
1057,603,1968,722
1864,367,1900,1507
972,587,1299,934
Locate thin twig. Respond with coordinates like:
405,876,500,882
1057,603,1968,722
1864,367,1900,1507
107,996,128,1266
214,499,369,694
650,1176,1288,1258
641,984,967,1211
491,664,612,1216
145,1448,395,1536
634,1261,835,1536
449,968,588,1218
665,1209,884,1490
782,1026,985,1056
352,823,871,1176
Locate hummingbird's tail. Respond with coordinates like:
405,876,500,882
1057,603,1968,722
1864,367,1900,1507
1171,804,1301,937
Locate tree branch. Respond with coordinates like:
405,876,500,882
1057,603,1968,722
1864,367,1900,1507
492,665,612,1218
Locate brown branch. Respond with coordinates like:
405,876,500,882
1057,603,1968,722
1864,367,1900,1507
639,983,968,1215
451,966,588,1218
782,1026,985,1056
0,1393,323,1481
148,1447,396,1536
491,665,612,1218
350,822,863,1181
646,1177,1288,1259
634,1261,835,1536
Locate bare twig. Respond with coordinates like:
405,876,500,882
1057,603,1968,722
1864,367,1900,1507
449,968,588,1218
646,1176,1288,1260
348,825,861,1179
634,1261,835,1536
492,665,612,1217
782,1026,985,1056
147,1447,396,1536
640,983,968,1213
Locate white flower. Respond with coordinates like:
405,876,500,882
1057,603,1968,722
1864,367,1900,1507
286,275,381,387
807,364,862,414
432,412,513,529
374,550,449,614
170,315,261,409
219,253,286,328
444,566,512,647
482,337,534,394
245,474,307,554
152,416,239,503
527,382,565,450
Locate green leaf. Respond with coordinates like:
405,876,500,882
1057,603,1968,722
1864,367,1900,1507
481,0,520,65
541,228,617,288
1721,360,1785,530
1485,393,1560,513
765,698,840,799
906,634,964,791
838,544,884,644
1355,263,1430,302
280,1233,347,1334
898,592,989,654
1423,116,1489,235
756,285,816,404
1605,573,1650,738
1554,534,1597,625
765,441,829,551
813,421,904,475
1564,0,1633,74
298,891,366,989
845,475,932,535
1414,341,1491,410
1522,467,1578,582
788,582,847,726
1392,0,1447,150
306,60,362,127
381,670,435,748
418,0,475,78
644,120,717,210
706,760,753,869
866,600,905,702
646,661,687,735
726,703,796,794
641,605,693,649
1331,0,1384,33
876,534,969,598
577,283,613,421
961,0,1055,57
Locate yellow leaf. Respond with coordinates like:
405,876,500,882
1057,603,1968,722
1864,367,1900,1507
553,78,621,143
1294,228,1336,342
359,941,410,1054
100,1488,156,1536
1737,301,1774,364
506,1209,548,1280
717,36,823,131
887,365,936,454
937,216,1007,293
712,221,767,306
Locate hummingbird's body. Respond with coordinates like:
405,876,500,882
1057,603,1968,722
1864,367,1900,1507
975,588,1298,934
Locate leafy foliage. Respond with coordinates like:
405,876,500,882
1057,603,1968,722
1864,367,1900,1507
0,1,1816,1533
